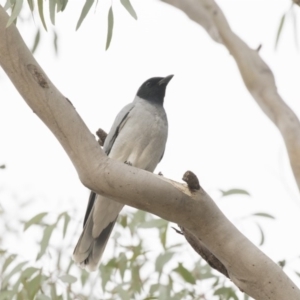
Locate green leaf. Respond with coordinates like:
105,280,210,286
62,212,71,238
155,252,174,274
2,261,28,288
252,212,275,219
24,212,48,231
105,6,114,50
27,0,34,11
76,0,95,30
130,264,142,293
149,283,160,295
295,270,300,278
38,0,47,31
159,224,168,249
275,14,286,49
60,0,68,11
120,0,137,20
0,249,7,255
6,0,23,27
158,285,171,300
49,0,56,25
59,274,77,284
118,252,127,280
174,263,195,284
256,223,264,246
139,219,168,229
2,254,17,273
20,266,39,280
0,291,15,300
214,287,238,300
31,29,40,54
27,273,42,299
80,269,89,287
4,0,13,11
36,295,51,300
193,261,216,281
66,258,74,274
36,224,56,260
219,188,250,197
291,7,299,49
120,215,127,228
100,264,113,291
53,29,58,54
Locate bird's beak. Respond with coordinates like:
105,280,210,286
158,74,174,86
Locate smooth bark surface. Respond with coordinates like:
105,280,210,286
0,5,299,300
161,0,300,192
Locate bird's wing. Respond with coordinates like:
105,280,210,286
83,191,97,227
80,102,135,245
103,102,135,155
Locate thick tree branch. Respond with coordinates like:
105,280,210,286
0,6,299,300
162,0,300,192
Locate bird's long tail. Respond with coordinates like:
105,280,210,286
73,193,123,271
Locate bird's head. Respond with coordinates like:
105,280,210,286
137,75,174,105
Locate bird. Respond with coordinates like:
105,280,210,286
73,75,173,271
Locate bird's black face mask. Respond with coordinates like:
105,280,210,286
137,75,173,105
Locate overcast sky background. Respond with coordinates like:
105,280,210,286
1,0,300,290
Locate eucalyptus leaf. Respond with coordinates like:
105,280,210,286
38,0,48,31
159,225,168,249
20,266,39,280
0,291,15,300
295,270,300,278
53,29,58,54
36,295,52,300
62,212,71,238
59,274,77,284
252,212,275,219
2,261,28,288
24,212,48,231
256,223,265,246
2,254,17,273
275,14,286,49
174,263,196,284
36,224,56,260
219,188,250,197
6,0,23,27
106,6,114,50
155,252,174,274
120,0,137,20
80,269,89,287
27,0,34,11
139,219,168,229
27,273,42,299
76,0,95,30
31,29,40,54
49,0,56,25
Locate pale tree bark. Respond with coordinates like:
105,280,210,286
161,0,300,192
0,5,299,300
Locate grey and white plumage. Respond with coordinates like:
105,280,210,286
73,75,173,271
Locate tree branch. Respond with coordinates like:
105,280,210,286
161,0,300,192
0,5,299,299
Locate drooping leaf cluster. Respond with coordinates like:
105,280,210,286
3,0,138,50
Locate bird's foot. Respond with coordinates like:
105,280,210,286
124,161,132,166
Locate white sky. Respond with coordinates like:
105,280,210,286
1,0,300,291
